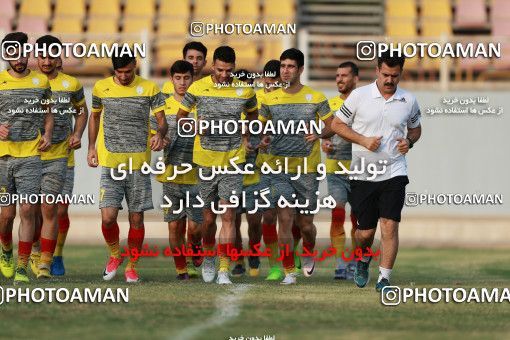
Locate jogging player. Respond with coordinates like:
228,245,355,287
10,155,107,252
0,32,53,284
331,51,422,291
88,54,167,283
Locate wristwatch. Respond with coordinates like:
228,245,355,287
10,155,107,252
406,137,414,149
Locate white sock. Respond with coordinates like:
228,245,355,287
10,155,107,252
336,258,347,269
378,266,392,282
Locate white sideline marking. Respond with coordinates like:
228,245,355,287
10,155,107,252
172,284,253,340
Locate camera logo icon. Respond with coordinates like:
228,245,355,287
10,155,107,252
1,41,22,61
178,118,197,137
190,22,205,37
405,192,419,207
0,193,11,207
381,286,401,306
356,41,377,61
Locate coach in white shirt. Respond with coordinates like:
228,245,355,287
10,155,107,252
331,51,422,292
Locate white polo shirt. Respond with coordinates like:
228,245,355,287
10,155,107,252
336,81,421,182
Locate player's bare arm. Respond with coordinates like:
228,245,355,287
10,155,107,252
38,103,54,151
241,110,257,152
176,107,190,125
256,118,270,150
0,124,10,140
87,110,101,167
150,110,168,151
246,108,258,122
305,115,335,142
321,138,333,154
69,103,89,150
397,124,422,155
242,127,254,153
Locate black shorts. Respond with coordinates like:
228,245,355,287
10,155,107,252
348,175,409,230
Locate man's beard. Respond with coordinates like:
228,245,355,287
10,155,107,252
40,66,55,75
11,63,27,74
338,83,352,94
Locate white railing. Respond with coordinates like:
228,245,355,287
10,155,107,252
298,30,510,90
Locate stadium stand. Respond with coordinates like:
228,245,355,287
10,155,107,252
302,0,384,82
263,0,295,25
155,40,185,73
194,0,226,23
124,0,156,19
0,0,507,84
385,0,416,37
229,0,260,23
261,39,284,62
157,19,189,36
491,0,510,22
491,0,510,71
0,19,11,33
16,16,48,33
420,0,452,37
52,17,84,35
87,17,119,34
387,0,416,19
82,41,115,77
19,0,51,19
421,0,451,19
299,0,383,34
122,17,154,34
385,0,420,74
54,0,86,18
227,40,260,69
416,1,450,77
0,0,16,31
89,0,121,18
156,0,190,48
453,0,489,32
159,0,190,18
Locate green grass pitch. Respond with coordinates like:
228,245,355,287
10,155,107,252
0,246,509,339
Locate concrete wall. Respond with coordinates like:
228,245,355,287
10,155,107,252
73,87,509,219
